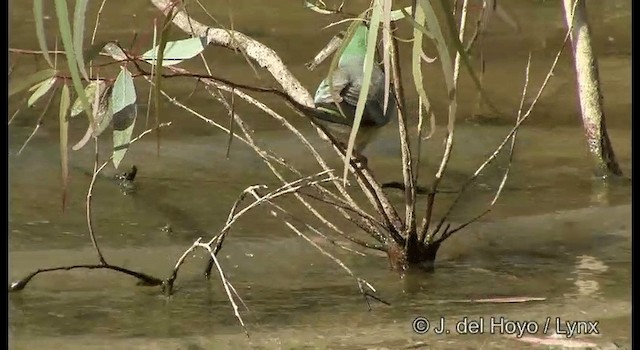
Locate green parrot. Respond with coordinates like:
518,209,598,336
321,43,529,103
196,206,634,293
312,23,396,159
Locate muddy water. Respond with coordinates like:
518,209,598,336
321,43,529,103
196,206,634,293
9,0,631,349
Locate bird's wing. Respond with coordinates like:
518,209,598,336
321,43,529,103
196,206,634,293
313,68,356,125
343,65,395,126
313,65,396,127
314,68,350,105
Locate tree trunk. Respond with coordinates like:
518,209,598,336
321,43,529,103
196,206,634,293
562,0,623,177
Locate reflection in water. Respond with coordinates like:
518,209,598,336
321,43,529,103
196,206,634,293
9,0,631,348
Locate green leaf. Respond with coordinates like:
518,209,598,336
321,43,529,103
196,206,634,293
111,67,137,169
54,0,93,125
70,80,106,117
59,84,70,211
9,69,56,97
33,0,54,68
73,0,90,80
28,77,57,107
141,37,207,66
343,1,382,182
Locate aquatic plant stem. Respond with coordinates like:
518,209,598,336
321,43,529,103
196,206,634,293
437,53,531,243
9,264,162,292
390,25,417,238
433,4,579,243
420,0,470,244
86,138,109,265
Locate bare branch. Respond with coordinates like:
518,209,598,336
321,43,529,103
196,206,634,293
149,0,314,107
420,0,470,242
430,22,575,241
16,86,58,155
390,25,417,237
9,264,162,292
264,199,389,308
437,53,533,243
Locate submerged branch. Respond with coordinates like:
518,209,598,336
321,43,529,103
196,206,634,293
9,264,162,292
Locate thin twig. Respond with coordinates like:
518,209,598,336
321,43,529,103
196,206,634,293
89,0,108,76
437,52,532,243
9,264,163,292
86,138,108,265
390,23,416,238
199,241,249,336
146,73,388,245
84,122,172,264
207,171,337,246
142,1,403,239
431,21,576,240
420,0,470,243
263,197,390,309
16,86,58,155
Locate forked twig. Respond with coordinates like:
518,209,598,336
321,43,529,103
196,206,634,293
430,14,576,242
436,53,533,243
10,123,173,292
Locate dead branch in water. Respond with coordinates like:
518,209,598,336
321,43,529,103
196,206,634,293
9,264,162,292
8,123,171,292
163,171,338,294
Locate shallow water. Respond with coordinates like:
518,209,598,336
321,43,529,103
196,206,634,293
8,0,631,349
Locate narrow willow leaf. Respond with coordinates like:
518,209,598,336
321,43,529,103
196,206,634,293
389,5,412,21
153,8,175,155
9,69,56,97
382,0,392,112
33,0,54,68
59,84,70,211
70,80,106,117
28,77,57,107
418,0,454,91
54,0,93,125
111,67,137,169
141,37,207,66
343,1,383,182
436,0,503,115
304,1,335,15
410,5,432,123
73,0,90,80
